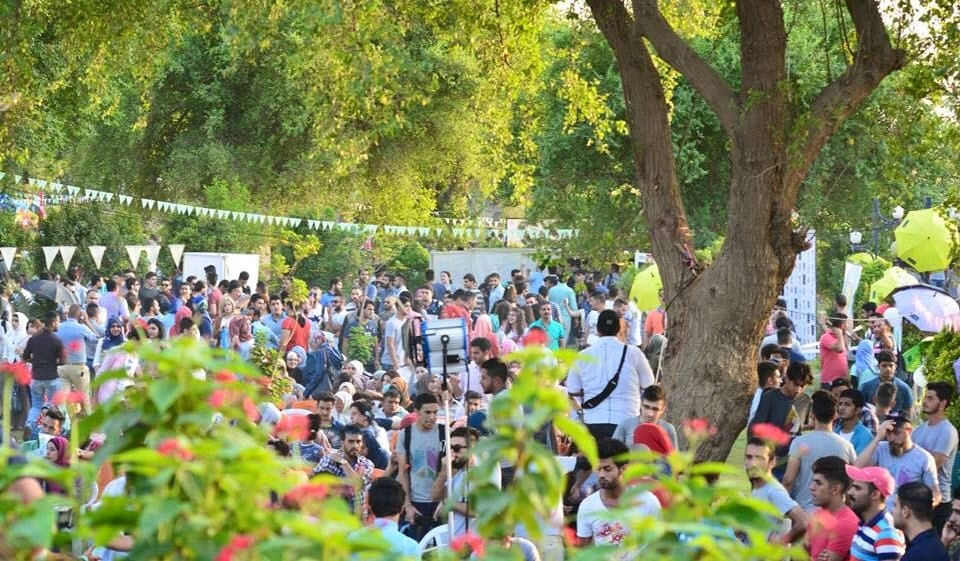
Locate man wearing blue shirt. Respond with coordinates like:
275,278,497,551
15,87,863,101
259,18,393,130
546,275,576,346
835,389,875,455
356,477,420,558
893,482,949,561
860,351,914,416
58,304,100,417
260,295,286,348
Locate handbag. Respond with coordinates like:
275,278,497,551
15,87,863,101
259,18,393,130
581,344,628,409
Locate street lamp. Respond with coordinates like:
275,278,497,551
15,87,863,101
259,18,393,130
848,198,932,256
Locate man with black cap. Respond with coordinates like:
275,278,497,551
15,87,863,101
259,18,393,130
855,410,941,510
567,309,654,440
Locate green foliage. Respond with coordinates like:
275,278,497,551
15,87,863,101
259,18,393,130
346,326,376,366
921,329,960,428
855,259,891,307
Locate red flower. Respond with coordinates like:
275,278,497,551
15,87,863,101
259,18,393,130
67,340,83,353
273,415,309,441
562,526,578,547
52,390,86,406
215,534,255,561
156,438,194,461
214,371,234,383
522,329,548,347
0,361,31,385
209,389,231,408
283,482,329,505
450,532,486,558
751,423,791,446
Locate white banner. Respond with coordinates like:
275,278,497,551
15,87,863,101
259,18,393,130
58,246,77,269
88,246,107,269
144,244,161,271
42,246,60,269
0,247,16,268
125,245,144,268
168,244,185,266
842,261,863,315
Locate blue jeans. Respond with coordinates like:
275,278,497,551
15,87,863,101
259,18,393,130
27,378,61,429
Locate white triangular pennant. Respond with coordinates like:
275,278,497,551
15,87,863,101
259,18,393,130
168,244,185,266
125,245,143,268
0,247,16,267
119,194,132,205
88,246,107,269
42,246,60,269
144,244,161,270
142,198,155,209
101,192,114,202
58,246,76,268
66,185,80,196
290,218,302,227
307,220,319,229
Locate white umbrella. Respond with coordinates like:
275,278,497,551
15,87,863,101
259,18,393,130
889,284,960,333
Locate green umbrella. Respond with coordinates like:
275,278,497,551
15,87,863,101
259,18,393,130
894,208,955,272
630,263,662,312
868,266,917,302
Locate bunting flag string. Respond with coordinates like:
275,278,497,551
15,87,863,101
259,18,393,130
1,172,579,241
42,246,60,269
88,246,107,269
58,246,76,269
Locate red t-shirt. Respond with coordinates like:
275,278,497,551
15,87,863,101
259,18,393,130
440,302,473,332
282,316,311,352
644,309,665,335
808,505,858,560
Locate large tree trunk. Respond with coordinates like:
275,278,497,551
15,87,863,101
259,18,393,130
586,0,905,460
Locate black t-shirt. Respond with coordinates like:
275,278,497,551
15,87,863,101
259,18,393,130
22,330,64,381
749,388,798,457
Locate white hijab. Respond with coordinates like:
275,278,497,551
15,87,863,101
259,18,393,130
5,312,28,361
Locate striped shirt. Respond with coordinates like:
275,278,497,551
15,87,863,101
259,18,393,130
851,509,905,561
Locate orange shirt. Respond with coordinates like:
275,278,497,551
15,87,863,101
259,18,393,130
644,309,665,335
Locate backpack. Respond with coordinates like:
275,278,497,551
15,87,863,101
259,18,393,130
402,424,446,471
303,339,345,398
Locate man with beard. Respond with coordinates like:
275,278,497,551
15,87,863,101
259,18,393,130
743,437,807,545
312,424,374,516
912,382,958,534
846,464,905,560
575,438,660,550
431,426,501,538
893,482,949,561
806,455,858,560
856,410,941,510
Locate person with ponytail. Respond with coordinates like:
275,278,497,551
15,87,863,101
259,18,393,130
281,301,312,353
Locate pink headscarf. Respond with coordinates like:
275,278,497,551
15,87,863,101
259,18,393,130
49,436,71,467
471,314,500,357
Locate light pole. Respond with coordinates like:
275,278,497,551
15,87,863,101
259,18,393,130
849,197,933,256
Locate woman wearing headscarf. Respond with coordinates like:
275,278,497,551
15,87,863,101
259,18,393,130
644,334,667,379
631,422,674,506
97,317,140,405
333,390,353,425
341,360,370,391
285,346,307,387
471,314,500,357
43,435,72,495
4,312,29,362
229,310,255,360
214,296,238,350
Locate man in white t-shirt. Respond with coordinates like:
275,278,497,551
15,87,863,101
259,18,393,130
576,438,660,550
382,293,411,381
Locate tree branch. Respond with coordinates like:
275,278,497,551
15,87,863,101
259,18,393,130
632,0,739,136
786,0,906,194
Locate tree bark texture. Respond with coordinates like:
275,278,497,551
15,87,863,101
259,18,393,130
586,0,904,460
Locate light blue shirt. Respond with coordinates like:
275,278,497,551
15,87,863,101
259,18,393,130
58,319,99,363
365,518,420,558
547,283,577,325
260,313,286,341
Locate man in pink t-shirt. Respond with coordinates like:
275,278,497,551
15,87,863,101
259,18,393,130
819,314,849,386
808,455,859,560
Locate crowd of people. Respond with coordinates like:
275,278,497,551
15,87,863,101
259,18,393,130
1,261,958,560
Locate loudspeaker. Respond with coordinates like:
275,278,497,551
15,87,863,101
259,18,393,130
423,318,469,376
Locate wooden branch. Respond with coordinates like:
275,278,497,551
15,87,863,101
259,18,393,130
632,0,739,136
786,0,906,193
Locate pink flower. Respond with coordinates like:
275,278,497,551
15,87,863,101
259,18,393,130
283,482,329,506
242,397,258,421
215,534,255,561
522,329,548,347
67,340,83,353
209,389,231,408
156,438,194,461
751,423,791,446
52,390,86,406
214,371,234,383
450,532,486,558
273,415,309,441
682,418,717,439
0,361,31,385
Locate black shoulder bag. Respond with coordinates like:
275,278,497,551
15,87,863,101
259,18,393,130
581,344,628,409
